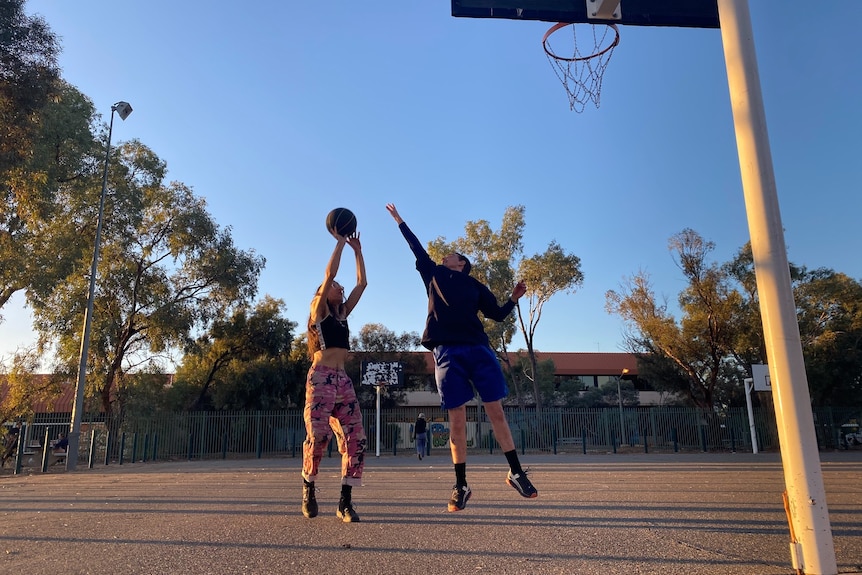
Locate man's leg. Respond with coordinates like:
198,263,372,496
483,399,538,499
448,405,467,464
483,400,515,451
446,405,472,511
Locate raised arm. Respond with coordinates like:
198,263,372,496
310,234,348,323
386,203,435,277
342,232,367,316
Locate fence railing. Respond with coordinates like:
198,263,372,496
10,405,861,470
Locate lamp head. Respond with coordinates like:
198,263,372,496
621,368,630,376
113,101,133,120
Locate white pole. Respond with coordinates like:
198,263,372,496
743,378,758,454
375,385,381,457
718,2,836,573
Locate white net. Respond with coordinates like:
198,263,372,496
543,23,620,113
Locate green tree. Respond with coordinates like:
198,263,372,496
427,205,583,412
2,80,98,316
0,0,60,178
348,323,423,408
32,141,265,417
173,296,298,410
794,269,862,406
515,241,583,411
606,229,744,409
0,346,63,423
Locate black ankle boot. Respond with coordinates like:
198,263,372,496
337,497,360,523
302,481,318,518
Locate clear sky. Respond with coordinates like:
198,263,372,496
3,1,861,364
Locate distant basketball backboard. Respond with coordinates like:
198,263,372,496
751,364,771,392
451,0,719,28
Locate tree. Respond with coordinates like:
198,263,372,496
1,80,98,316
427,205,584,412
31,141,265,417
0,0,60,178
0,346,63,423
348,323,423,408
606,229,744,409
173,296,298,411
793,269,862,406
515,241,583,411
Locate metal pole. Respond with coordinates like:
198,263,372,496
617,377,624,446
718,2,836,572
375,384,381,457
744,378,759,454
67,108,116,471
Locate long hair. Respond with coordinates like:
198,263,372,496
306,285,346,358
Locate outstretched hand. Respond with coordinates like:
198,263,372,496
386,203,404,224
345,232,362,252
511,280,527,301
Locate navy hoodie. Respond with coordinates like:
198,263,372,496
397,222,516,350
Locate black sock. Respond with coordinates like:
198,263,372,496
454,462,467,487
340,484,352,503
504,450,523,475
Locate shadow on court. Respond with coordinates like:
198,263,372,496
1,452,861,575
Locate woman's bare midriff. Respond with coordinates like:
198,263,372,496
312,347,350,370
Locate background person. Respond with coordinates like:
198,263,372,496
413,413,428,460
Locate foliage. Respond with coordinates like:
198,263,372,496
171,296,298,411
0,346,63,422
606,229,746,409
31,141,265,417
608,230,862,409
0,0,60,179
347,323,423,408
427,205,583,412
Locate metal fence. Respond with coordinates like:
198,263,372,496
9,405,861,470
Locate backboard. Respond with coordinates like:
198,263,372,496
451,0,719,28
751,364,771,392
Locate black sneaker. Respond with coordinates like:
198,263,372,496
506,469,538,498
447,484,472,512
302,482,318,518
337,499,360,523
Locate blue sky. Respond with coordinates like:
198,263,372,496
2,1,861,364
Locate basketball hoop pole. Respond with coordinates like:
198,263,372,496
375,383,382,457
718,1,836,573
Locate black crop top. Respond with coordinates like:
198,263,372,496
314,314,350,350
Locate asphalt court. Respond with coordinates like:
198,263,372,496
1,451,861,574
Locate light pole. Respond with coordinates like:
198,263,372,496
67,101,132,471
617,368,629,446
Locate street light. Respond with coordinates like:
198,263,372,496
617,368,629,446
67,101,132,471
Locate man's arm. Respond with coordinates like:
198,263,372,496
386,204,436,276
478,280,527,322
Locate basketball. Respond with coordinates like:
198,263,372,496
326,207,357,237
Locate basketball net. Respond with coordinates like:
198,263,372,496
542,22,620,113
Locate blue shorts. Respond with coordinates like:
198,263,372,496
432,344,508,410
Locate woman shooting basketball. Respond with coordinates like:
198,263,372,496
302,228,367,522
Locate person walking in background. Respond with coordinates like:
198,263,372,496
303,228,368,522
413,413,428,460
1,422,21,468
386,203,537,512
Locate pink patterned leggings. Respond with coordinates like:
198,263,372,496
302,365,366,486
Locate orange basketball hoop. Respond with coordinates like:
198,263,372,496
542,22,620,112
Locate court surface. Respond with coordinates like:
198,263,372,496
2,452,861,574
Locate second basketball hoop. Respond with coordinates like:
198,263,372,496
542,22,620,113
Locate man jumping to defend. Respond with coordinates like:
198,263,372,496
386,203,537,511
